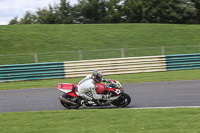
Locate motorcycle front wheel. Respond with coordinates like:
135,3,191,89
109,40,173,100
60,94,80,109
111,93,131,107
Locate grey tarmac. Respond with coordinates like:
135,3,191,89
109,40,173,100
0,80,200,112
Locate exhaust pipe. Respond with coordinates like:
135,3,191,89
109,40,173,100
59,96,77,106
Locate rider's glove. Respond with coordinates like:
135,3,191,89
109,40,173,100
103,78,111,83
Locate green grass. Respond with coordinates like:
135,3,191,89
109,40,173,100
1,24,200,133
0,69,199,90
0,108,200,133
0,24,200,64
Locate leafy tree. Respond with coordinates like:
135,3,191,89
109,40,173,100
36,5,59,24
8,0,200,24
19,11,37,24
173,3,197,23
106,0,124,23
141,0,197,23
190,0,200,22
9,17,19,25
142,0,175,23
58,0,73,24
78,0,102,23
74,0,122,23
123,0,144,23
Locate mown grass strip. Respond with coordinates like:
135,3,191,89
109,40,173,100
0,108,200,133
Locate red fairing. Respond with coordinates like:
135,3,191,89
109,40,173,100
57,83,75,90
67,92,77,97
57,83,78,97
95,83,106,94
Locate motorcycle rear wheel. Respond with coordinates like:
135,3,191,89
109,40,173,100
111,93,131,107
60,94,80,109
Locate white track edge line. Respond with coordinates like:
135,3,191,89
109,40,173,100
127,106,200,109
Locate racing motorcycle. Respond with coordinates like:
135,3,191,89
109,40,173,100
57,80,131,109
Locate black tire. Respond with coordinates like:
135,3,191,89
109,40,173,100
111,93,131,107
60,94,80,109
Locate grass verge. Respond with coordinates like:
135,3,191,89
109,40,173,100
0,69,199,90
1,24,200,64
0,108,200,133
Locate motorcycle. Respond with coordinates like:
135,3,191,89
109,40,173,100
57,80,131,109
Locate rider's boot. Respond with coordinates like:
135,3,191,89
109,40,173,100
80,100,87,108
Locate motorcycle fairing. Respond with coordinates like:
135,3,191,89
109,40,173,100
57,82,123,97
57,83,78,97
95,83,106,94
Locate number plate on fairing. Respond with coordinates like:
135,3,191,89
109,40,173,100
115,89,121,95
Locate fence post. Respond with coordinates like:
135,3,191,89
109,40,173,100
34,53,38,63
161,46,165,55
79,50,82,60
199,44,200,53
121,48,125,58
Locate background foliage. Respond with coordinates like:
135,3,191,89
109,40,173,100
9,0,200,24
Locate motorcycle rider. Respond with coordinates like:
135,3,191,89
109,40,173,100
78,70,114,107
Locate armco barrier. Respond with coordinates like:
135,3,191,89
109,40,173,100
2,53,199,82
0,62,65,82
64,55,167,78
166,53,200,70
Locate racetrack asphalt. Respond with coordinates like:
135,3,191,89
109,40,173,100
0,80,200,112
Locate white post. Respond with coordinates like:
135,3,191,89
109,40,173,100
199,45,200,53
79,50,82,60
34,53,38,63
161,46,165,55
121,48,125,58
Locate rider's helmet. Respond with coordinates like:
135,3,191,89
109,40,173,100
92,70,102,83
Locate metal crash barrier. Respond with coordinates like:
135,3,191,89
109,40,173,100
0,53,199,82
166,53,200,71
0,62,65,82
63,55,167,78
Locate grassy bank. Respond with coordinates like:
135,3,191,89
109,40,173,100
0,69,199,90
2,24,200,54
1,24,200,64
0,108,200,133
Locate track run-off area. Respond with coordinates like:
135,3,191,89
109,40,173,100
0,80,200,112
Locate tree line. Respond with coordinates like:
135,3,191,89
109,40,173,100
9,0,200,24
